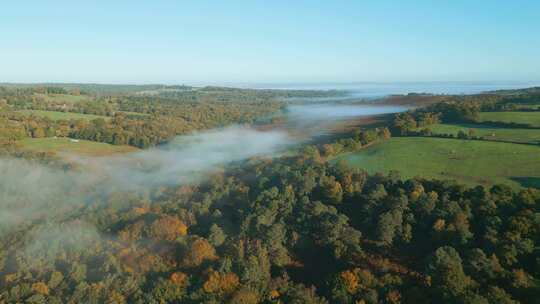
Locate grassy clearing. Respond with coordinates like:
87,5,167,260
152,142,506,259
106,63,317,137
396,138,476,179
425,123,540,144
333,137,540,189
18,110,109,121
478,111,540,127
18,137,137,156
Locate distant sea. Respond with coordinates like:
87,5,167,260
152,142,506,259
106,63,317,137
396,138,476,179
233,81,540,99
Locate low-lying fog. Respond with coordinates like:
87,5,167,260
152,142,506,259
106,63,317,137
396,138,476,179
287,104,408,121
0,103,407,239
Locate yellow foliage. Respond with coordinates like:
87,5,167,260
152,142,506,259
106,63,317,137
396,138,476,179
409,190,422,201
409,184,425,201
32,282,49,295
107,290,126,304
178,223,188,236
4,273,17,283
118,247,131,258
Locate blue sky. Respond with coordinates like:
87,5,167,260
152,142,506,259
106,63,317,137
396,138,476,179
1,0,539,84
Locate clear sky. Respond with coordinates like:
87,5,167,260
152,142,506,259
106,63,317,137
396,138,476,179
1,0,539,84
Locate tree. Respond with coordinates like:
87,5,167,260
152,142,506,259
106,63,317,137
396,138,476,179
182,238,218,267
229,288,259,304
321,176,343,204
376,209,403,246
31,282,49,295
426,246,471,299
149,216,188,241
208,224,226,247
203,270,239,295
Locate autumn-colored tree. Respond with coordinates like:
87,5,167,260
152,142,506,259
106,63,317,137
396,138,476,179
106,290,126,304
340,270,359,293
170,272,188,287
31,282,49,295
150,216,188,241
183,238,218,267
386,290,401,304
433,219,446,232
203,270,240,295
511,269,531,288
229,288,259,304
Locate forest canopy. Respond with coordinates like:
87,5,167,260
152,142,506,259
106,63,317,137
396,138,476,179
0,85,540,303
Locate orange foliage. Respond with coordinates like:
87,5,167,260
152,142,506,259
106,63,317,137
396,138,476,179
132,207,148,215
269,289,280,299
340,270,359,293
170,272,188,287
433,219,446,231
183,238,218,267
386,290,402,304
150,216,188,241
32,282,49,295
512,269,531,288
118,247,161,274
203,270,239,295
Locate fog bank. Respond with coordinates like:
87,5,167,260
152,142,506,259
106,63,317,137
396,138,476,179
0,126,292,236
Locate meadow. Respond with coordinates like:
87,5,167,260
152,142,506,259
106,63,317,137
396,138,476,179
334,137,540,189
18,110,109,121
477,111,540,127
18,137,137,156
426,123,540,144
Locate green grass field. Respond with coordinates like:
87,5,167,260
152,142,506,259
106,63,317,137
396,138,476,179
426,123,540,144
18,110,109,121
334,137,540,189
478,111,540,127
19,138,137,156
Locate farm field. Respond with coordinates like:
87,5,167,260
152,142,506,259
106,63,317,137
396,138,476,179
18,137,137,156
18,110,109,121
334,137,540,189
477,111,540,127
425,123,540,144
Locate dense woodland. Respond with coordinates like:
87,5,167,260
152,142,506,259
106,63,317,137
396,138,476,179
0,86,295,148
1,85,540,303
